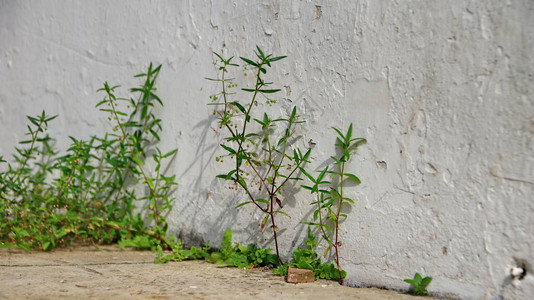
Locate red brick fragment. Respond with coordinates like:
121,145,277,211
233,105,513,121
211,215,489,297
287,267,315,283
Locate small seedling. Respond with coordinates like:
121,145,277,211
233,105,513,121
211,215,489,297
404,273,433,296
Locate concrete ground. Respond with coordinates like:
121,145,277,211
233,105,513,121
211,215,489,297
0,245,434,299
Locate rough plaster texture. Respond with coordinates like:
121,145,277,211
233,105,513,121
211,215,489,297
1,1,533,299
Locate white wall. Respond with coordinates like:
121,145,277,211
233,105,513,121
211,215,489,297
1,1,533,298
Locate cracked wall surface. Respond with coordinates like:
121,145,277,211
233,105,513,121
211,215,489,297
1,1,533,298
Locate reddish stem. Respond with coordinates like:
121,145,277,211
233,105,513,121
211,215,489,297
270,194,283,265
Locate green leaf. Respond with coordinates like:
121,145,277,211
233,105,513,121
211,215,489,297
313,210,320,221
41,241,51,251
222,229,232,250
220,144,236,155
148,128,160,141
350,137,367,144
146,177,155,190
301,185,314,191
15,242,32,252
305,228,317,248
332,126,345,141
240,57,259,67
162,148,178,158
346,123,353,140
132,156,144,167
269,55,287,62
230,101,246,114
216,169,236,181
255,46,265,58
260,215,269,232
274,210,290,218
323,246,332,259
256,198,269,204
290,106,297,120
421,276,433,287
330,188,341,200
45,114,58,122
236,201,252,208
342,197,355,204
95,99,107,107
259,89,281,94
299,167,316,183
213,51,224,61
344,173,361,183
150,92,163,105
237,175,247,189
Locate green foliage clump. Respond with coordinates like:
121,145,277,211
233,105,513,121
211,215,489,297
206,229,279,268
404,273,433,296
154,238,210,264
273,228,346,281
153,229,279,268
0,63,177,252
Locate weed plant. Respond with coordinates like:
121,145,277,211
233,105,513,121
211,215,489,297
0,63,177,251
154,238,210,264
208,47,311,264
300,124,366,284
154,229,279,268
1,49,370,286
404,273,433,296
204,229,279,268
273,228,346,281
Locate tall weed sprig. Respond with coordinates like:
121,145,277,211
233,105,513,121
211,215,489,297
96,63,177,241
301,124,366,284
209,47,311,264
0,111,57,199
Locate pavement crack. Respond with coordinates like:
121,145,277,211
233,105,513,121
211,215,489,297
0,261,153,267
77,265,103,275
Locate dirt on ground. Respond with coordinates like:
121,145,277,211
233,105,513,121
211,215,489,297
0,245,433,299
